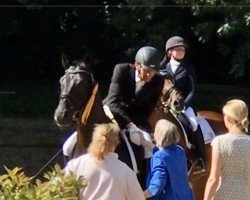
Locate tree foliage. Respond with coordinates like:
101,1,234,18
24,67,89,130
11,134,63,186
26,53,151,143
0,0,249,84
0,164,86,199
189,0,250,80
103,0,250,83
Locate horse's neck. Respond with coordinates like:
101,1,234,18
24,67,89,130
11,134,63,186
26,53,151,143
75,91,109,153
88,91,110,124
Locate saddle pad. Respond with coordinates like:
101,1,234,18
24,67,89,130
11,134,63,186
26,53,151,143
63,131,77,157
197,116,215,144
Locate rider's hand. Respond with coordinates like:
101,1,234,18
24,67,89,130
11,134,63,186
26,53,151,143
127,123,142,145
127,123,153,145
127,123,153,158
139,132,155,153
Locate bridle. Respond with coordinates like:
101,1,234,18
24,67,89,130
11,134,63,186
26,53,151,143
155,85,183,114
164,85,176,100
59,66,97,124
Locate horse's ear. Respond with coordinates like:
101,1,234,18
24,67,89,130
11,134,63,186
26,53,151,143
61,52,70,69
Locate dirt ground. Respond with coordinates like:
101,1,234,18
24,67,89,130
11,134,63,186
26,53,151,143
0,117,71,177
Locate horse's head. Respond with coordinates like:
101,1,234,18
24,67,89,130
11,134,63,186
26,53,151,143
54,54,94,128
160,77,184,113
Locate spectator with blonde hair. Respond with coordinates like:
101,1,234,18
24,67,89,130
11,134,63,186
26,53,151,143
64,123,145,200
141,119,194,200
204,99,250,200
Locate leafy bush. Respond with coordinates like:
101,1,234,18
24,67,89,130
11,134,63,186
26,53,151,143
0,164,87,200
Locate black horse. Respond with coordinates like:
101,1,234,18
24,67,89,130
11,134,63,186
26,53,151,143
54,54,146,186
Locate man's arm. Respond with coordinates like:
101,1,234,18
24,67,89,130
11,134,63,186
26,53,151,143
105,64,133,128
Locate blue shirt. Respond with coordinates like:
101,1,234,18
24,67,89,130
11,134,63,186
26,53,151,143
146,145,194,200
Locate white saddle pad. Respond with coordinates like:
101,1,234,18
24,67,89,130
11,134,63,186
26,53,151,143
197,116,215,144
63,131,77,157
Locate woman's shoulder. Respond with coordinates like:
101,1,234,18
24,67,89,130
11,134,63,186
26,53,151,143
68,154,90,165
212,134,230,144
64,154,90,173
155,145,182,157
212,133,250,147
215,133,250,139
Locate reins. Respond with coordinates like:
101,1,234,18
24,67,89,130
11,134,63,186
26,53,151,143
156,85,177,112
81,83,99,125
165,85,175,100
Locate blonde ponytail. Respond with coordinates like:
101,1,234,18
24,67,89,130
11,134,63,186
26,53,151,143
88,123,120,160
240,117,249,132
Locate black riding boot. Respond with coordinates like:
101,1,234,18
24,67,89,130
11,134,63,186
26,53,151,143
177,113,206,174
193,125,206,174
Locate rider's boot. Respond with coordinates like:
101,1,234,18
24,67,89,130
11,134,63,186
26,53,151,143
193,125,206,174
176,112,206,173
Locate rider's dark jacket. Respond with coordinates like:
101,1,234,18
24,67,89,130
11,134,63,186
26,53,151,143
160,59,196,108
103,63,164,129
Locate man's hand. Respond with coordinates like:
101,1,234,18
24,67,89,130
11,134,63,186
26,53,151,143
127,123,152,145
127,123,143,145
127,123,153,158
139,132,155,153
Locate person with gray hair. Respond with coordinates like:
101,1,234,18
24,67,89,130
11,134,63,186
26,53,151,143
141,119,194,200
204,99,250,200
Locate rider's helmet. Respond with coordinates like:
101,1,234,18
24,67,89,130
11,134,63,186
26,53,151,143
135,46,161,70
165,36,188,53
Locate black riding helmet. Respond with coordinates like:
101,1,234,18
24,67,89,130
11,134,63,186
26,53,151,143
165,36,188,53
135,46,161,70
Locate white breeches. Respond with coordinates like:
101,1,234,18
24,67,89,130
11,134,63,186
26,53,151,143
183,107,198,132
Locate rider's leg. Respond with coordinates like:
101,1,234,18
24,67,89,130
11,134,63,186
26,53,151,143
181,108,206,174
184,107,198,132
193,125,206,174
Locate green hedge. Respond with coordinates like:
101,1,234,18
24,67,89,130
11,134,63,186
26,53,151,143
0,164,86,200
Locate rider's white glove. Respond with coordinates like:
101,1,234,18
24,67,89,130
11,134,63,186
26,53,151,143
140,130,153,159
128,124,142,145
128,124,153,158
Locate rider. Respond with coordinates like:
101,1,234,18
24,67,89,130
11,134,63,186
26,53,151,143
103,46,164,136
103,46,164,187
160,36,206,174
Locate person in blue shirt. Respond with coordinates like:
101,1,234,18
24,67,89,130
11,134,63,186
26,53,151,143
141,119,194,200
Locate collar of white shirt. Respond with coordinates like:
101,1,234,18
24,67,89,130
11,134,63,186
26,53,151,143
170,59,180,74
135,70,141,82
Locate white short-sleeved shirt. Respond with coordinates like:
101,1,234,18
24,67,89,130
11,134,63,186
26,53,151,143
211,133,250,200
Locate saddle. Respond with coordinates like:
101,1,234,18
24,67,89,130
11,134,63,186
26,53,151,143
175,112,215,148
176,112,196,148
